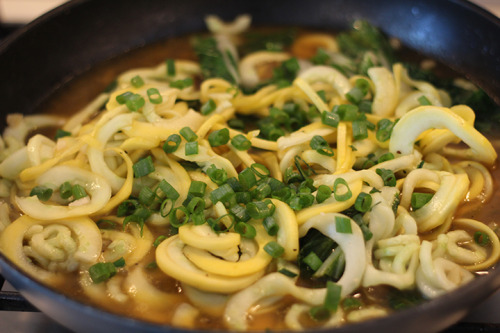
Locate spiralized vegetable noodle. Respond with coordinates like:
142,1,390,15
0,15,499,331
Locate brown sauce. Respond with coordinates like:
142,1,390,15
21,27,500,330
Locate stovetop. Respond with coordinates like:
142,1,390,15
1,0,500,332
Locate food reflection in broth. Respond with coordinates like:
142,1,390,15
0,15,499,331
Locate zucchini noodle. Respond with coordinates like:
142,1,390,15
0,15,499,332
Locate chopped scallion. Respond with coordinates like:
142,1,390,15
418,95,432,105
231,134,251,151
263,216,279,236
170,77,193,89
208,128,230,147
376,168,397,187
201,99,216,115
188,180,207,197
474,231,490,246
131,75,144,88
179,127,198,142
354,192,372,213
166,59,176,76
234,222,256,238
316,185,332,203
71,184,87,200
54,129,71,140
335,216,352,234
185,141,199,155
147,87,163,104
333,178,352,201
30,186,53,201
125,93,145,111
162,134,181,153
264,241,285,258
411,192,433,210
133,156,155,178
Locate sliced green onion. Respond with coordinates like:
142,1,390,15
352,119,368,141
354,192,372,213
133,156,155,178
342,297,362,311
376,118,394,142
376,168,397,187
113,257,126,268
333,104,358,121
238,168,257,190
30,186,53,201
158,179,180,200
131,75,145,88
230,204,250,222
333,178,352,201
309,306,330,321
251,163,270,179
208,128,230,147
324,281,342,312
117,199,139,217
235,191,252,204
263,216,279,236
251,182,272,200
55,129,71,140
310,135,334,156
411,192,433,210
185,141,199,155
89,262,116,284
474,231,490,246
206,165,228,186
303,252,323,271
201,99,216,115
96,219,116,230
316,185,332,203
345,86,365,104
317,90,328,103
227,118,245,130
170,206,190,228
264,241,285,258
271,187,293,202
160,198,174,217
278,268,298,278
377,152,395,164
153,235,167,247
335,216,352,234
284,166,302,184
231,134,251,151
191,212,206,225
147,87,163,104
246,200,275,219
358,99,372,114
166,59,176,76
116,91,134,104
209,183,235,204
125,93,145,111
418,95,432,106
321,110,339,128
71,184,88,200
180,127,198,142
59,181,73,199
162,134,181,153
170,78,193,89
186,196,205,214
234,222,256,238
288,193,315,210
188,180,207,197
138,186,156,206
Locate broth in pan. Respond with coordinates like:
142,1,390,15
0,15,499,331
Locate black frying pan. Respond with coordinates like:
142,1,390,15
1,0,500,332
